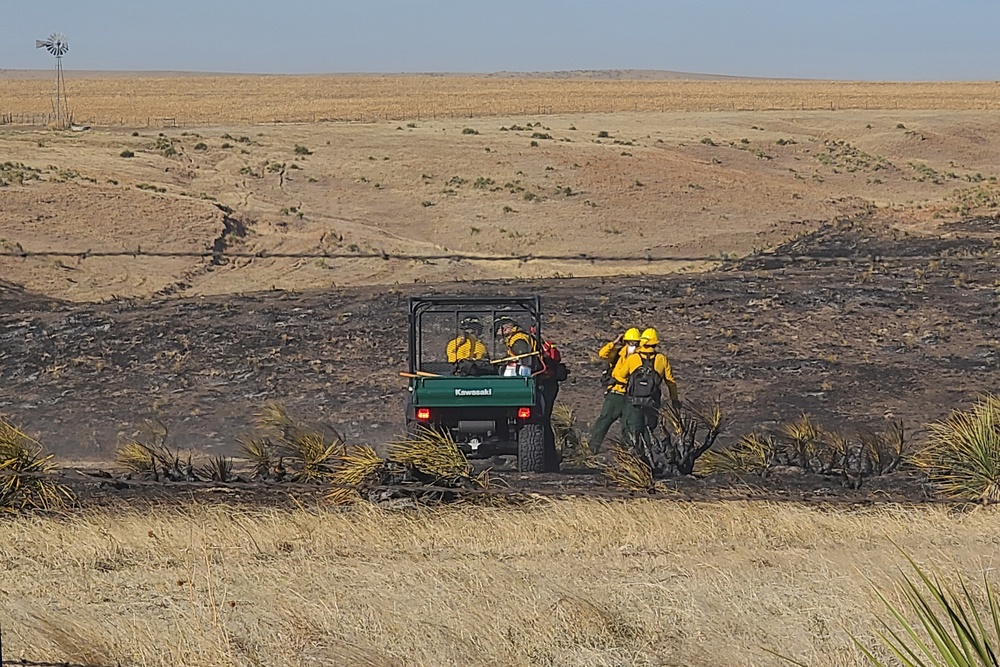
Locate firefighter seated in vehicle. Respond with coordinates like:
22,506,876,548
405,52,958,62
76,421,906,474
494,316,538,377
447,316,492,376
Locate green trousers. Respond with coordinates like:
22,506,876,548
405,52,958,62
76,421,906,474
589,392,626,452
622,403,659,446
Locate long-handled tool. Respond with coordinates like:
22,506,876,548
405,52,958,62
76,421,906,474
489,351,541,365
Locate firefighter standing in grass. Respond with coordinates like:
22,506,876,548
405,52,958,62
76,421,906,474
621,327,680,454
589,327,642,453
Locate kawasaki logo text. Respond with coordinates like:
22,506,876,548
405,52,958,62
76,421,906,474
455,388,493,397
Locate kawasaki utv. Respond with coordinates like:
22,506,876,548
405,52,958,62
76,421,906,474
403,296,558,472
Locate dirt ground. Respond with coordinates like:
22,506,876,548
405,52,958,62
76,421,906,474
2,106,1000,469
1,219,997,465
4,110,1000,303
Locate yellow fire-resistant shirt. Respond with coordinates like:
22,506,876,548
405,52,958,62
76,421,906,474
622,345,679,401
598,341,634,394
446,336,488,363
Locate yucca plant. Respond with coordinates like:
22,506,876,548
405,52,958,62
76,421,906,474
552,402,598,468
0,417,74,511
856,557,1000,667
650,399,726,476
327,445,386,505
780,413,825,470
916,395,1000,502
237,435,275,480
256,403,345,483
199,456,239,483
775,556,1000,667
601,445,659,493
698,432,777,475
388,426,472,484
115,440,157,475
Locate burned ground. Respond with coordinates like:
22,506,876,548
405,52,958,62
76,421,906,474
0,218,998,461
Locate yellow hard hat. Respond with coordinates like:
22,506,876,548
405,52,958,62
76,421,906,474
640,327,659,346
623,327,642,342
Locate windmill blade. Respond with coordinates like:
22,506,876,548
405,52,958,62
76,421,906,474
35,39,49,49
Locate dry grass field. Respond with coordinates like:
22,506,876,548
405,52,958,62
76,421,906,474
4,75,1000,126
5,106,1000,301
1,500,998,667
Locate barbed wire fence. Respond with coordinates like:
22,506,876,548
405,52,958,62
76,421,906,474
0,247,998,266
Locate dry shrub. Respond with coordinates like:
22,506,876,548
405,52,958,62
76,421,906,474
327,445,386,505
915,395,1000,502
197,456,240,483
388,426,471,483
254,403,345,483
601,445,659,493
699,414,907,487
237,435,275,480
327,428,491,506
552,402,597,468
0,416,74,511
653,400,727,476
699,432,777,475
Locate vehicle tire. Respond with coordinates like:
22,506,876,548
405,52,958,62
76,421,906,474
517,423,546,473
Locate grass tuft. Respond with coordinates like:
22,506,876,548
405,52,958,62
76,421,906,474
916,394,1000,502
0,417,74,511
601,445,659,493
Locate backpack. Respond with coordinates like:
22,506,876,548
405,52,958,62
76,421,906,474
626,353,661,406
540,340,569,382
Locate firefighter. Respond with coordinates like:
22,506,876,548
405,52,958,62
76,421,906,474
588,327,642,452
621,327,680,454
494,316,537,372
496,316,561,471
447,316,488,363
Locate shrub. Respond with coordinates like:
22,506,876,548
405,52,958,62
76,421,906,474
916,394,1000,501
294,144,312,155
0,417,74,511
194,142,208,151
119,149,134,158
461,128,479,135
597,130,611,138
700,137,717,146
531,132,553,140
602,446,658,492
857,554,1000,667
699,415,906,486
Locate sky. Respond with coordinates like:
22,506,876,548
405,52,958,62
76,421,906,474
2,0,999,80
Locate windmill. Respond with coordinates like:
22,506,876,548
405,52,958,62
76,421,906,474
35,33,71,128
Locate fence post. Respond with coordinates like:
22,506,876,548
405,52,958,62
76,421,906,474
1,621,5,665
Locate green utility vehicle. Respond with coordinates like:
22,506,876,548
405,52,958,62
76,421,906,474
404,296,558,472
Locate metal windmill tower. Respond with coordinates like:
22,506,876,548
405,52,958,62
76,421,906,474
35,33,71,128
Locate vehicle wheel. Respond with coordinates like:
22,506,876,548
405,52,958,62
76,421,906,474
517,423,546,473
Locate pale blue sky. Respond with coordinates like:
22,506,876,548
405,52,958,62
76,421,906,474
3,0,998,79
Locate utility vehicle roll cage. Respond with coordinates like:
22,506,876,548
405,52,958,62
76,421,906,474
407,296,543,374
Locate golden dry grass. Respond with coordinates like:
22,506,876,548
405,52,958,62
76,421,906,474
3,76,1000,126
2,500,999,666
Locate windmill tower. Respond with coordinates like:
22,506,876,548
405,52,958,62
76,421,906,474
35,33,70,128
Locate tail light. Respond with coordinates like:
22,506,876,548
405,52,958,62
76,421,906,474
416,408,431,421
517,407,531,419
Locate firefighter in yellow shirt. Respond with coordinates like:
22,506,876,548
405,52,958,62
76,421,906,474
588,327,642,452
621,327,679,450
446,316,488,365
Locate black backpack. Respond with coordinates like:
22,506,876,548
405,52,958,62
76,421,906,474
626,353,662,407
